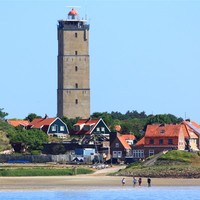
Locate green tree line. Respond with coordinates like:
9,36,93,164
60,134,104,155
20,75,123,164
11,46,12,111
0,107,183,153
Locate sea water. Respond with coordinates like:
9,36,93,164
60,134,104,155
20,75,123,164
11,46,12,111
0,187,199,200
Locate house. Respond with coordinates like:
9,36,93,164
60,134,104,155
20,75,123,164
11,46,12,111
27,116,69,138
71,118,111,161
7,119,30,129
110,132,135,163
133,124,186,159
182,120,199,151
71,118,111,136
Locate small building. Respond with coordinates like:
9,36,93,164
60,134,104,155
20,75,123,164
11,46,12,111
71,118,111,136
182,120,199,151
75,148,95,156
110,133,135,163
71,118,111,161
28,117,69,138
7,119,30,129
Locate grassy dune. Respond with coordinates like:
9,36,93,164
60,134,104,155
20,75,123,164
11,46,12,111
116,150,200,178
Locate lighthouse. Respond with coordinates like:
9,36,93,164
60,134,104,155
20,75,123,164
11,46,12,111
57,8,90,119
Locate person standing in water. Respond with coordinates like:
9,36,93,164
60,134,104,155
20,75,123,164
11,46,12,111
138,177,142,186
133,177,137,187
147,177,151,187
122,177,126,186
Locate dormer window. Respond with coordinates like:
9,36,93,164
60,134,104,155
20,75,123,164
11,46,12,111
160,129,165,133
73,125,80,131
84,125,91,131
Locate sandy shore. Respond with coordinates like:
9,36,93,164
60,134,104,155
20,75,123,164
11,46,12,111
0,166,199,190
0,175,200,191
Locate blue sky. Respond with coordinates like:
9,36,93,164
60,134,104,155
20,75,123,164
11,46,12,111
0,0,200,122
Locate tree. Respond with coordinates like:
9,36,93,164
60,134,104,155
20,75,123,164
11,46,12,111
147,114,183,125
24,113,42,122
0,108,8,120
9,128,48,152
61,117,79,132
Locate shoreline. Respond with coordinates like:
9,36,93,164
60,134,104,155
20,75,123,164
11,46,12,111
0,176,200,191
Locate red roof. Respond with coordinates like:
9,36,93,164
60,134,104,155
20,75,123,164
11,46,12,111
68,8,78,16
7,120,30,127
121,134,135,141
117,135,131,149
145,124,182,137
135,137,145,146
76,118,99,126
72,118,100,135
182,121,199,138
29,117,56,129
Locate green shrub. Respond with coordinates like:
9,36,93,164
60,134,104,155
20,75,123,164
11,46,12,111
30,150,41,155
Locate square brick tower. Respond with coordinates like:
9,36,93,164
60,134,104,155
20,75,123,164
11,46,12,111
57,8,90,119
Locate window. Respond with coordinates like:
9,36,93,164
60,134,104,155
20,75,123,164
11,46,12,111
75,66,78,71
75,32,78,38
101,127,105,132
73,125,80,131
159,139,163,145
150,139,154,144
51,126,56,131
75,51,78,55
60,126,64,131
75,99,78,104
113,151,117,158
168,139,173,145
115,143,119,148
75,83,78,88
149,150,154,156
96,127,100,132
83,125,90,131
160,129,165,133
133,150,144,158
113,151,122,158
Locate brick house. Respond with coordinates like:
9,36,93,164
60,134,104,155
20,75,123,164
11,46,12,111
132,122,200,160
133,124,186,159
110,133,135,163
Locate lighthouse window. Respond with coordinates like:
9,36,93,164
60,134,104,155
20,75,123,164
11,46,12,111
75,99,78,104
75,66,78,71
75,51,78,55
75,83,78,88
75,32,78,38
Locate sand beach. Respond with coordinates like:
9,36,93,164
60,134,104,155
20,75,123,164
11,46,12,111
0,166,200,191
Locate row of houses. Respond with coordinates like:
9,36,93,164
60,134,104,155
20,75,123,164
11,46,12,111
6,117,200,164
111,120,200,163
